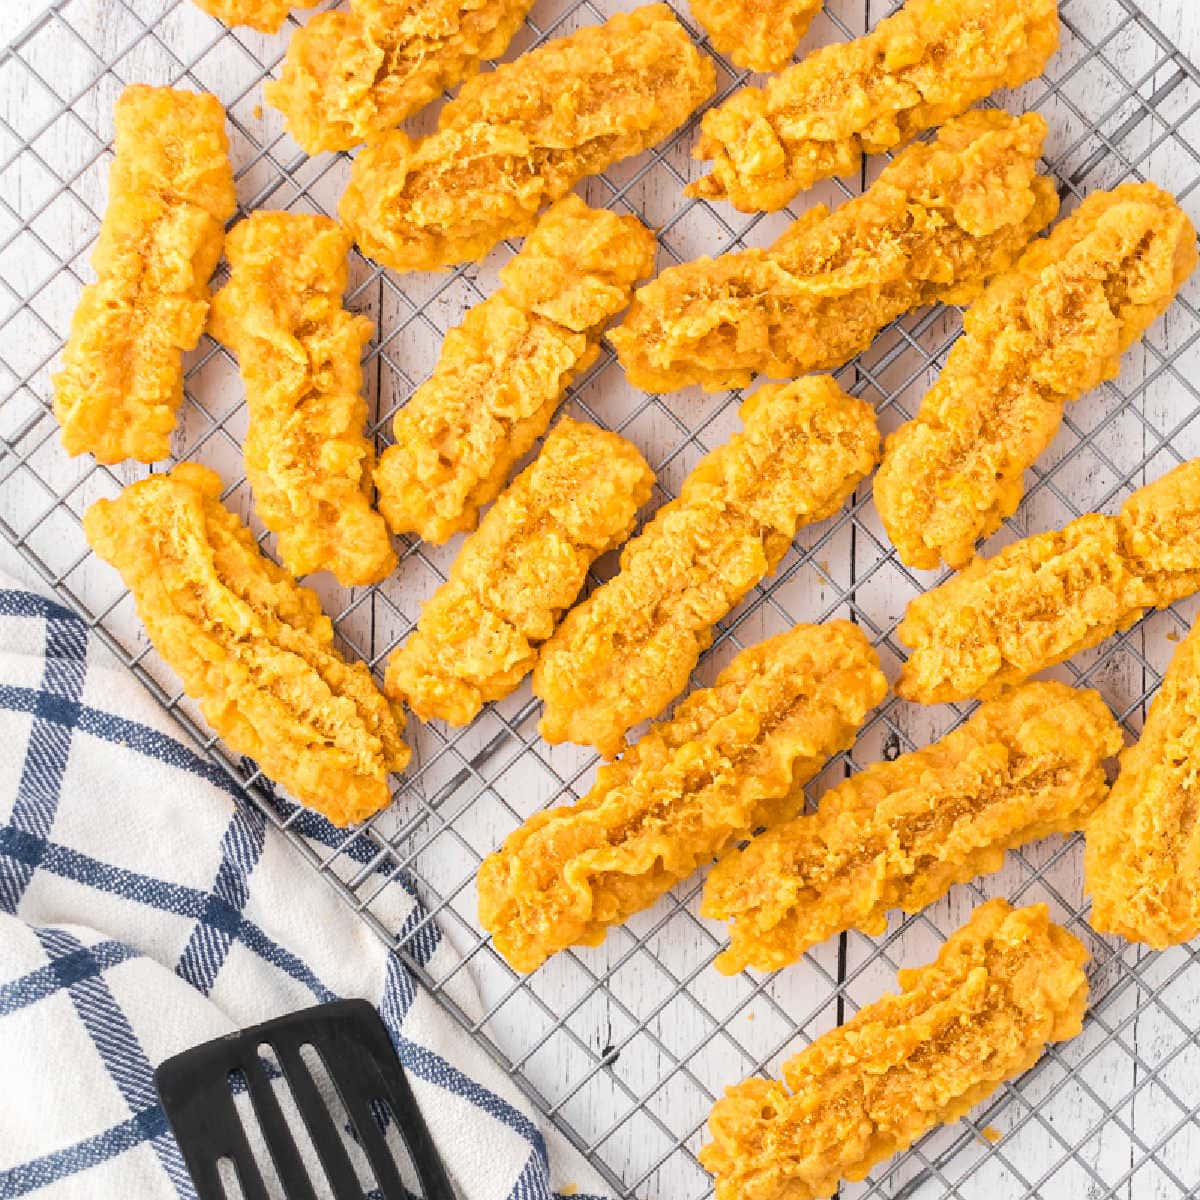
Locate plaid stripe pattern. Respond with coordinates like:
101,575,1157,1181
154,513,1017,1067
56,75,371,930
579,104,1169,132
0,582,609,1200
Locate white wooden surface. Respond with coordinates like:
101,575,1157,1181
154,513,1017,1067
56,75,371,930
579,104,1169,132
4,3,1200,1198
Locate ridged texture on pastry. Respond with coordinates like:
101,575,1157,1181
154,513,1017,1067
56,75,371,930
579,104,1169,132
897,458,1200,704
339,4,715,270
700,900,1088,1200
876,183,1197,570
53,85,236,464
384,419,654,726
1088,617,1200,948
479,622,886,972
84,464,409,825
376,197,656,543
689,0,1059,211
265,0,534,153
705,682,1121,973
533,377,881,756
610,111,1057,394
690,0,823,72
210,211,396,587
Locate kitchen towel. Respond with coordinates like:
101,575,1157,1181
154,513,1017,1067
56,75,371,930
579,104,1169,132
0,574,612,1200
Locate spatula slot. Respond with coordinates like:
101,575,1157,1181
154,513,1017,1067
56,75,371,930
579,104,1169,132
155,1000,457,1200
296,1040,388,1194
216,1156,246,1200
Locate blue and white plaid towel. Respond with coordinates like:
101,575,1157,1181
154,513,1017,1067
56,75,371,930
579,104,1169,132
0,573,611,1200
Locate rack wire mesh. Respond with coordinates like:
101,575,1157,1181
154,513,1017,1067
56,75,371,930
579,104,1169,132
3,0,1200,1195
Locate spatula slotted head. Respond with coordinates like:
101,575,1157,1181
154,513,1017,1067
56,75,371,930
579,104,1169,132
155,999,455,1200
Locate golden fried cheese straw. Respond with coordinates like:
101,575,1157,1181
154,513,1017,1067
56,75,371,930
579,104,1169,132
190,0,316,32
876,183,1198,571
84,465,410,826
53,85,236,464
690,0,822,73
533,378,880,757
385,419,653,726
611,111,1057,394
704,682,1121,975
265,0,533,154
690,0,1058,212
1087,618,1200,948
701,899,1088,1200
210,212,396,587
376,197,656,543
339,4,715,271
479,622,886,973
897,458,1200,705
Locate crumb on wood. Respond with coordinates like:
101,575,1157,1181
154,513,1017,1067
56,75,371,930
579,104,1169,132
252,103,263,120
561,1184,578,1196
980,1125,1002,1144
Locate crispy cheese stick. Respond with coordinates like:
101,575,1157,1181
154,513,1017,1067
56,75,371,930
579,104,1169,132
384,419,653,726
376,197,656,543
83,465,409,826
876,183,1198,570
897,458,1200,704
701,900,1088,1200
479,622,886,972
265,0,534,153
610,111,1058,394
190,0,317,31
533,377,881,756
210,212,396,587
704,682,1122,974
1087,618,1200,948
690,0,822,73
53,85,236,464
339,4,715,271
690,0,1059,212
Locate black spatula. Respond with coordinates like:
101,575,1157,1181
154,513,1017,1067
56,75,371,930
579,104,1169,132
155,998,456,1200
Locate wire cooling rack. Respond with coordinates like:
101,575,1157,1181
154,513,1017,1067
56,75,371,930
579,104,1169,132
4,0,1200,1195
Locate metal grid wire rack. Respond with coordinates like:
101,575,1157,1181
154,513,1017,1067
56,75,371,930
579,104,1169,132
4,0,1200,1195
